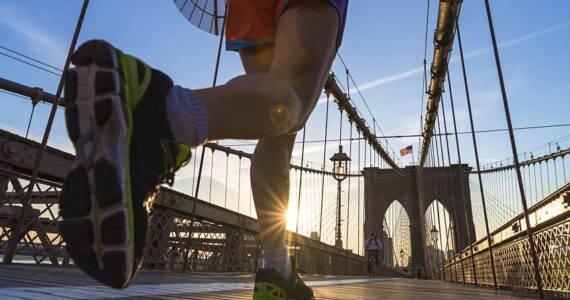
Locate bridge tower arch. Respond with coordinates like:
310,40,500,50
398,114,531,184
382,200,412,270
363,165,475,277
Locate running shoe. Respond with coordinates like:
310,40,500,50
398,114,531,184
59,39,190,288
253,256,315,300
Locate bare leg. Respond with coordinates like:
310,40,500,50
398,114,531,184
183,0,338,250
251,1,339,250
192,2,338,143
235,46,298,250
194,74,301,140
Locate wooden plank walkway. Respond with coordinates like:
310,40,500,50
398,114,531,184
0,264,538,299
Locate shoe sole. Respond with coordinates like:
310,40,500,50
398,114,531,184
59,40,133,288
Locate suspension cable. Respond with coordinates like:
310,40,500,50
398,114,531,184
447,71,477,285
318,92,331,241
185,2,229,269
420,0,431,134
0,44,63,72
294,127,307,255
440,100,462,272
237,157,242,214
208,148,215,203
224,153,229,208
456,22,498,289
434,117,446,280
357,131,362,256
0,51,61,76
483,0,544,296
346,122,353,248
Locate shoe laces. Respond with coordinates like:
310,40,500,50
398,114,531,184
159,141,181,187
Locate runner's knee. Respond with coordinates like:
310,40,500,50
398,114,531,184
227,75,302,135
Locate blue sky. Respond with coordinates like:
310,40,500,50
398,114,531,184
1,1,569,250
1,1,568,166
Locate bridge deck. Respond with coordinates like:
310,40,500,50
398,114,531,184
0,264,537,300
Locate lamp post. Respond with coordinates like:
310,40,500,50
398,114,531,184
430,225,439,245
330,145,351,248
430,225,439,277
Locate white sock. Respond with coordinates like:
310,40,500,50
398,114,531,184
166,85,208,146
263,247,292,279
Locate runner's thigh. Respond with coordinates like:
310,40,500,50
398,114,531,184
269,0,339,127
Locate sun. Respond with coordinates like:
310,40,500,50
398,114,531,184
285,206,297,230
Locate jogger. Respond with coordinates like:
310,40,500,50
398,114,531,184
60,1,348,298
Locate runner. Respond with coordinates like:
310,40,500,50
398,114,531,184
59,0,348,299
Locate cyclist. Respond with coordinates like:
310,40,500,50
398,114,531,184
364,232,382,276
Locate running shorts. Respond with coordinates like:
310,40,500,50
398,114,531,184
226,0,348,51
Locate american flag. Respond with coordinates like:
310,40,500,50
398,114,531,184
400,145,413,156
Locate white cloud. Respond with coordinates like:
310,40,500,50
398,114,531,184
0,4,67,64
325,20,570,103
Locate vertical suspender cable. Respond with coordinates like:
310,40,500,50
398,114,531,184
434,118,445,280
237,157,242,214
319,92,331,242
546,155,551,193
294,127,307,255
533,159,538,203
483,0,543,296
186,1,228,270
527,155,533,202
224,153,229,208
560,144,567,183
364,137,367,168
357,132,362,256
441,100,465,283
4,0,90,265
191,149,198,193
447,71,477,285
208,149,215,203
249,174,253,217
346,122,353,249
25,101,37,139
369,142,372,167
456,23,498,290
335,103,344,249
212,1,228,87
434,126,447,278
551,144,559,187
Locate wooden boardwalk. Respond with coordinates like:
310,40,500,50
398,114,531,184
0,264,537,299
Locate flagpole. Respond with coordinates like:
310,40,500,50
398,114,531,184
412,149,415,165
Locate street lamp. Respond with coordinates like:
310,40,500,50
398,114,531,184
430,225,440,271
430,225,439,244
330,145,351,248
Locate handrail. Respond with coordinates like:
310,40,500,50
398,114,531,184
473,148,569,174
442,182,569,261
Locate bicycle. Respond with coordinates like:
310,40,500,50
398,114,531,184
367,255,377,278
